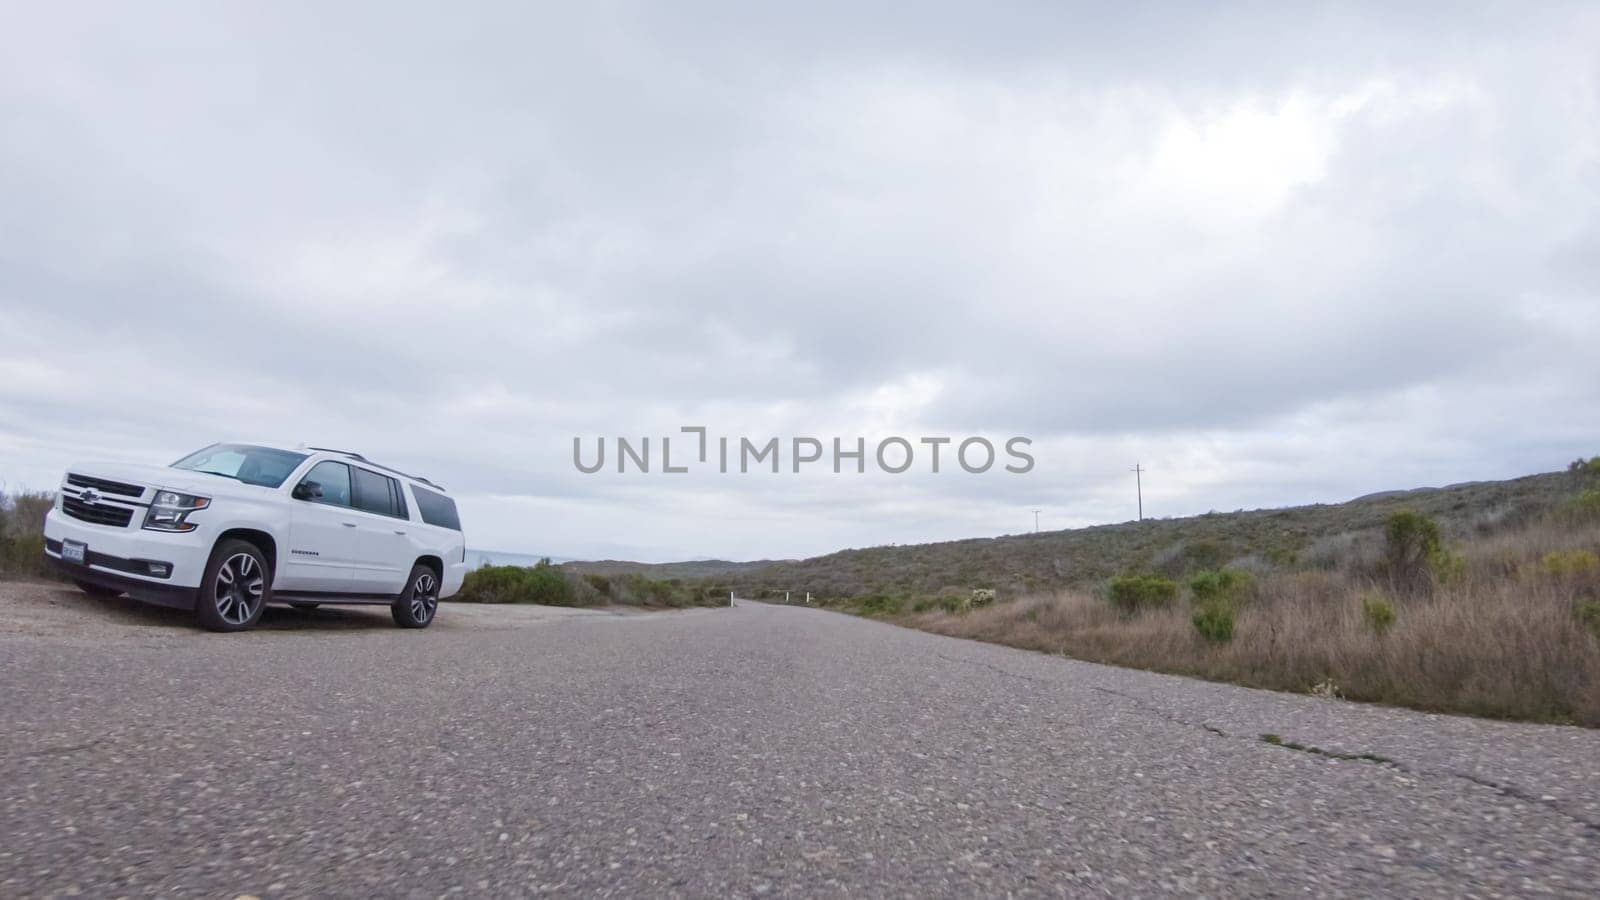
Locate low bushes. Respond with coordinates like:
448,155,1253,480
1189,568,1254,605
1191,601,1235,642
453,561,723,609
1361,592,1396,635
1186,568,1254,643
454,561,576,606
1538,549,1599,578
854,594,905,616
1108,575,1178,613
0,491,59,581
1383,509,1443,591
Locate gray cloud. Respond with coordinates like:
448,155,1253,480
2,2,1597,560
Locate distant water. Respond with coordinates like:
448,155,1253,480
465,549,571,570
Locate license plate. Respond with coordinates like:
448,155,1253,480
61,539,86,564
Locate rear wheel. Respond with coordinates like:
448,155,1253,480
392,564,439,629
196,540,270,633
73,579,122,598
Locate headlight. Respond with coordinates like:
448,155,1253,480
143,490,211,532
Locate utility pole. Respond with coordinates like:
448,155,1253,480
1031,509,1041,532
1131,463,1144,521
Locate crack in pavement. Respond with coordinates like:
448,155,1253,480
934,652,1053,685
18,739,104,759
1088,684,1600,839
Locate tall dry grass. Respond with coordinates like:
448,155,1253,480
908,518,1600,725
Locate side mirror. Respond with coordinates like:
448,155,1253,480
293,481,323,501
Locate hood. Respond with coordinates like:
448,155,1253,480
64,461,282,499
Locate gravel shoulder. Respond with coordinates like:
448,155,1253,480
2,582,1597,897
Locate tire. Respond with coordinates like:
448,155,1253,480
392,564,439,629
195,539,270,633
288,602,320,611
73,579,122,598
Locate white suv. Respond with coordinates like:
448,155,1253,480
42,443,468,632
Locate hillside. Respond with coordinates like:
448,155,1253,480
567,470,1580,601
562,558,784,581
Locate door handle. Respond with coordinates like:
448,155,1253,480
342,522,357,528
394,530,406,535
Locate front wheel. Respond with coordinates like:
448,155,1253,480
196,540,270,632
392,564,439,629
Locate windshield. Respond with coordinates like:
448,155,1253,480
171,443,309,488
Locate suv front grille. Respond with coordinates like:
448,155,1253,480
62,496,136,527
66,473,145,497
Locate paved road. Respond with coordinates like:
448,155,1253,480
3,581,1599,897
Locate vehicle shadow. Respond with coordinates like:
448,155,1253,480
257,603,395,631
45,586,396,632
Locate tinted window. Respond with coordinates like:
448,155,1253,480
172,443,309,488
352,467,402,517
389,479,409,520
412,485,461,530
298,461,352,507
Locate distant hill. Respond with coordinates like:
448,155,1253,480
567,469,1580,601
466,549,571,569
562,558,786,581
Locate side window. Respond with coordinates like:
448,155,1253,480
351,467,401,518
298,461,352,507
412,485,461,530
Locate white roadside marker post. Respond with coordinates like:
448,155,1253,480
729,591,734,607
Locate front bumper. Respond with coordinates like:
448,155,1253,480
49,551,198,609
43,508,210,608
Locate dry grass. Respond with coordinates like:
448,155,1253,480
906,518,1600,725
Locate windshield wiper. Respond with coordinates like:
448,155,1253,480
184,469,245,482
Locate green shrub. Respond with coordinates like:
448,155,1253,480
0,491,60,580
1538,550,1600,578
1189,568,1255,605
1431,545,1466,584
1192,601,1235,642
1577,599,1600,639
1361,592,1396,635
911,597,938,614
854,594,905,616
1108,575,1178,613
583,573,612,595
1384,510,1442,591
454,560,576,606
1560,489,1600,524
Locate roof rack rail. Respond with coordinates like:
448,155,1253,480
306,446,369,461
305,446,445,491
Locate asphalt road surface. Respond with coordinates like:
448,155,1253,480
3,581,1599,897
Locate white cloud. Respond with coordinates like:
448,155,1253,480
2,3,1597,560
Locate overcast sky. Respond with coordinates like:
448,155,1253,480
2,2,1598,562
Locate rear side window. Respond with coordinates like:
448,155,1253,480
351,467,403,518
412,485,461,530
